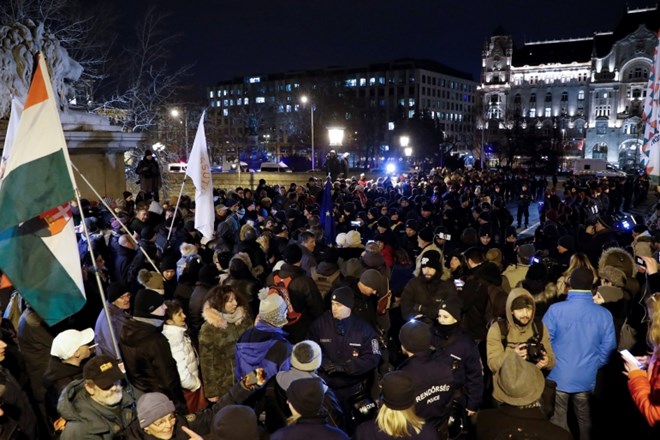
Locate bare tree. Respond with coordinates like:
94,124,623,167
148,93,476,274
94,6,192,133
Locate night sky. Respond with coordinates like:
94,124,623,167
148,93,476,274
117,0,653,89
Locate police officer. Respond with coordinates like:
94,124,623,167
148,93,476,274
308,286,381,434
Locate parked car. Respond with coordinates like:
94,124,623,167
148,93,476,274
259,162,292,172
167,163,188,173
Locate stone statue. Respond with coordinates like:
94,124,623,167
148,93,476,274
0,20,83,118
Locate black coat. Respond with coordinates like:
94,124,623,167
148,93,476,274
476,406,572,440
271,417,349,440
119,319,186,412
399,275,457,321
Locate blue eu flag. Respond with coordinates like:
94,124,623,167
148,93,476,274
319,175,334,245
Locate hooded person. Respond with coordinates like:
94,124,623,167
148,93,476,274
477,351,572,440
502,244,535,292
597,247,640,299
234,291,293,381
486,288,555,408
211,405,260,440
137,269,165,295
119,289,188,413
400,251,458,321
354,269,391,334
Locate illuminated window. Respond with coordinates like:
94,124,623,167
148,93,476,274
529,108,536,118
256,97,265,104
578,90,585,101
359,78,367,86
209,91,214,98
244,98,249,105
345,79,357,87
379,77,385,85
369,77,376,86
223,109,228,116
248,77,261,83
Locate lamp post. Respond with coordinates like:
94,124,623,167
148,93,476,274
301,96,315,171
170,108,189,160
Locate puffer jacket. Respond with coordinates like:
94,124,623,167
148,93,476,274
198,305,253,399
628,358,660,426
486,288,555,400
119,318,186,411
58,378,137,440
162,324,202,391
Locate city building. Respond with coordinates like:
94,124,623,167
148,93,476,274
479,5,659,170
207,59,476,169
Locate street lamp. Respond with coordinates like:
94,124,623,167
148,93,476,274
170,108,189,160
328,127,344,147
300,96,315,171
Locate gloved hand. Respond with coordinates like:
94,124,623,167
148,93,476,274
240,368,267,390
323,362,346,375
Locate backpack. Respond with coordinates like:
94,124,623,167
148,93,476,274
268,272,302,326
484,283,509,327
496,317,544,348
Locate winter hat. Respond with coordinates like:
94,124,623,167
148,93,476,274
198,264,220,285
291,340,322,372
137,392,175,428
377,216,391,229
335,232,348,247
83,217,98,233
359,269,386,296
478,226,491,237
180,243,197,257
137,269,164,293
485,248,503,269
51,328,95,360
258,292,288,327
596,285,625,303
345,230,363,247
140,226,156,241
460,228,479,246
517,244,535,265
568,267,594,290
381,371,415,410
420,250,442,272
493,351,544,406
511,295,534,311
107,282,129,303
160,256,178,272
598,247,635,279
83,355,124,390
557,235,575,252
361,249,385,269
341,258,363,278
405,219,419,231
283,244,303,265
211,405,259,440
134,289,165,318
287,378,325,417
331,286,355,309
418,228,434,243
122,191,133,199
399,320,431,354
598,266,627,288
438,294,463,321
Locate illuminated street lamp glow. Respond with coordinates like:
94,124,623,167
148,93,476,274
328,127,345,146
170,108,180,118
386,163,396,174
399,135,410,148
404,147,413,157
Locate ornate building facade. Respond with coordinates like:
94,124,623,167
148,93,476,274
479,6,659,170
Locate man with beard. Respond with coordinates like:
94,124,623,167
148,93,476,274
58,355,137,439
400,250,458,321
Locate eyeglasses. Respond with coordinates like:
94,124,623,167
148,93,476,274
152,414,176,428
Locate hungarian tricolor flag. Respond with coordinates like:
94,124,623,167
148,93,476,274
642,28,660,176
0,53,85,325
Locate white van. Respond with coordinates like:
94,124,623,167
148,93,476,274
167,163,188,173
259,162,292,172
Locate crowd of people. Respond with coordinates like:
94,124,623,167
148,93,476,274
0,165,659,439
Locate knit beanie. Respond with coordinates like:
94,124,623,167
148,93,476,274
377,216,391,229
134,289,165,318
160,255,178,272
361,250,385,269
420,250,442,272
345,230,363,247
418,228,434,243
438,294,463,321
137,392,175,428
399,320,431,354
287,378,325,417
557,235,575,252
283,244,303,265
211,405,259,440
258,292,288,327
107,282,129,303
198,264,220,285
568,267,594,290
331,286,355,309
517,244,535,265
359,269,385,296
291,341,322,372
381,371,415,410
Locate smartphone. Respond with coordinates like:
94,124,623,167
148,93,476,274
636,256,646,267
350,221,361,227
454,279,465,289
620,349,644,369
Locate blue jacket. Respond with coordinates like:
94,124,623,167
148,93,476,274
235,322,292,380
94,302,130,358
543,290,616,392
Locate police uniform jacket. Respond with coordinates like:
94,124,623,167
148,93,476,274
398,350,454,424
308,311,381,390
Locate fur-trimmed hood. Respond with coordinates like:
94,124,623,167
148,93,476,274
597,247,639,295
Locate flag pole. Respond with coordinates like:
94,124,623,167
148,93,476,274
72,186,123,363
71,163,162,276
166,177,187,243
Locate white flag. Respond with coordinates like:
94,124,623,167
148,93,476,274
0,97,24,186
185,111,215,239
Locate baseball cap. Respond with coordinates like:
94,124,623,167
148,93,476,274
51,328,95,360
83,355,124,390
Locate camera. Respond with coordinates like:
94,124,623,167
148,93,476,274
350,220,361,227
525,337,546,364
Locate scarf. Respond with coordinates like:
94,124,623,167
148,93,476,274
222,306,246,325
